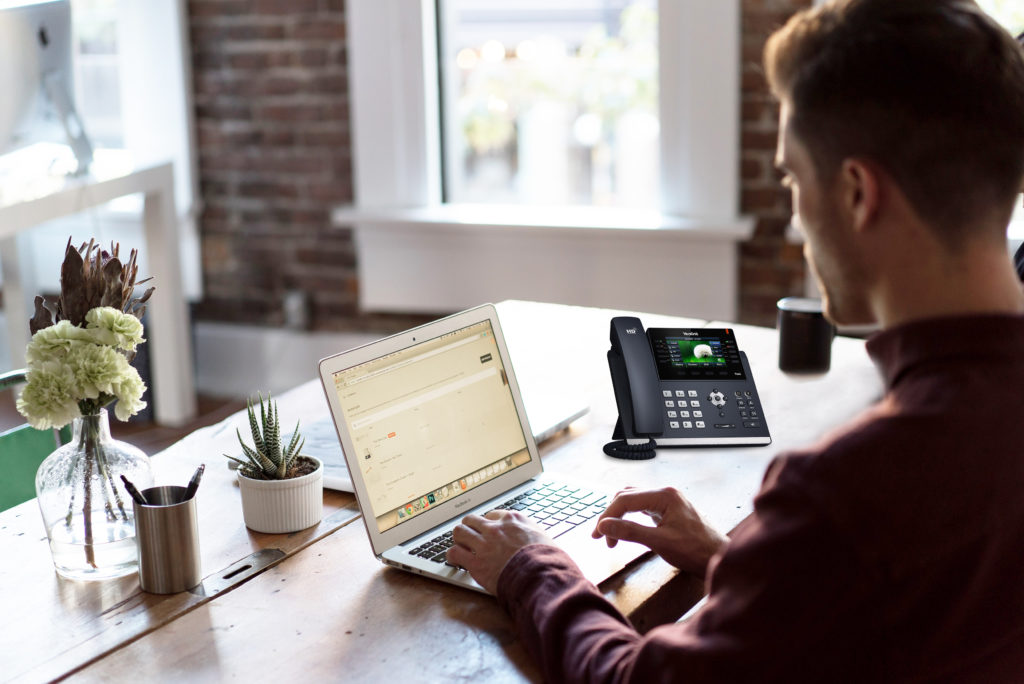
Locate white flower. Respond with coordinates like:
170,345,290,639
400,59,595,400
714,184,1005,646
65,342,128,399
85,307,145,352
112,366,147,421
24,320,93,364
15,361,82,430
17,306,150,427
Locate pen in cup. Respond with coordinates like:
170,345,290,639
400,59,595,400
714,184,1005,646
185,464,205,500
120,474,148,505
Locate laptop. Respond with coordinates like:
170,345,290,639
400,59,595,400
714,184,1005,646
318,303,647,593
287,377,588,494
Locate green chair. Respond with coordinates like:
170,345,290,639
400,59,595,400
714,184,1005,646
0,370,71,512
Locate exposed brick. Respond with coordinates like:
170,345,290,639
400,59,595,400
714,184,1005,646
740,128,779,150
741,187,790,214
187,1,252,19
736,0,813,324
186,0,812,329
296,48,329,68
294,245,357,269
253,0,319,14
290,19,346,41
741,156,766,182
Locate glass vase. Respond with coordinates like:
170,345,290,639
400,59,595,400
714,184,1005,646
35,409,153,581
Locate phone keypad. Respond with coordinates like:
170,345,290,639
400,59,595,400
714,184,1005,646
663,387,763,433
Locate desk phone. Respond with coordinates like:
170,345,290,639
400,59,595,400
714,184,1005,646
605,317,772,459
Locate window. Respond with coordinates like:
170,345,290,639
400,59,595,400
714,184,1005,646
437,0,659,209
347,0,741,218
343,0,748,319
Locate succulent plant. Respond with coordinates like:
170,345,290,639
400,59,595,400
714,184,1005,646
225,393,306,480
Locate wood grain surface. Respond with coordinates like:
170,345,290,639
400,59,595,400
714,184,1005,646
1,301,884,682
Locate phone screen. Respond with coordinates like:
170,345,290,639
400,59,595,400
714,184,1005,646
647,328,746,381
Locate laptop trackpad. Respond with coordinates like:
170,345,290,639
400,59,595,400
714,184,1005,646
555,527,649,586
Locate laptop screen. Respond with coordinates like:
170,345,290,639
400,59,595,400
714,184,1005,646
328,319,532,534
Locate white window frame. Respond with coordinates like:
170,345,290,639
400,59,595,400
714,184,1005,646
339,0,752,320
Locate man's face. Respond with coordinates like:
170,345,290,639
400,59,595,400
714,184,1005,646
776,103,875,327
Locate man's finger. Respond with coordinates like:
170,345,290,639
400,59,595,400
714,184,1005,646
597,517,660,548
593,489,669,537
452,521,485,550
446,544,473,569
460,514,490,533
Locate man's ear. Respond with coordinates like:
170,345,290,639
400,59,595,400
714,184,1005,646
838,158,880,233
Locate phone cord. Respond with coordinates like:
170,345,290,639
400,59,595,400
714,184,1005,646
602,438,657,460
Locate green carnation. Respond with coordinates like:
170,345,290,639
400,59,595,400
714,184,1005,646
15,361,82,430
24,320,94,364
85,307,145,352
112,366,147,421
64,342,129,400
19,307,150,427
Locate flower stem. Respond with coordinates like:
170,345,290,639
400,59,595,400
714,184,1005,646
94,446,129,522
82,433,97,569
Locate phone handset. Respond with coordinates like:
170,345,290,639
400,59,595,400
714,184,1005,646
605,317,661,460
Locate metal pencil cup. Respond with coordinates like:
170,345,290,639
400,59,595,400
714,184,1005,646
134,485,202,594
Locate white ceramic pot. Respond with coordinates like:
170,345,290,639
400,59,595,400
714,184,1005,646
237,456,323,534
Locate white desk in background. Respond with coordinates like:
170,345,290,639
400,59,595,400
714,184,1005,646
0,146,196,426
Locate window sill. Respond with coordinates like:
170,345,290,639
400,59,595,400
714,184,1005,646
332,204,753,240
332,204,755,320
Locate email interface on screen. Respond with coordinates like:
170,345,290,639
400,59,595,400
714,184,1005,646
331,321,531,533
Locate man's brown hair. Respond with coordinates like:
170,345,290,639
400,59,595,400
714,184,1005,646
765,0,1024,241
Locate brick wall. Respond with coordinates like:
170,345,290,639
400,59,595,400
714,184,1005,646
739,0,813,326
188,0,427,333
187,0,810,331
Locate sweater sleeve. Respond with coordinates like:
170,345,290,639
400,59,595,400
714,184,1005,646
497,543,646,683
494,459,871,683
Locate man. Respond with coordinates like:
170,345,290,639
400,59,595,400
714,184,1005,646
447,0,1024,681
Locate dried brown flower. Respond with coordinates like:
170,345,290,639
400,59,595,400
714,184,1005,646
29,237,155,359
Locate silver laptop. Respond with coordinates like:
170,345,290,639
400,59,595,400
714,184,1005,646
289,374,588,494
318,303,647,593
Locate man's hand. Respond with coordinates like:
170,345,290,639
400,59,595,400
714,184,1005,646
592,487,727,576
447,510,553,594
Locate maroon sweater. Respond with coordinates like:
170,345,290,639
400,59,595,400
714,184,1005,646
497,314,1024,683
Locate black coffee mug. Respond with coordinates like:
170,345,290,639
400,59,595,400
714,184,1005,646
777,297,834,373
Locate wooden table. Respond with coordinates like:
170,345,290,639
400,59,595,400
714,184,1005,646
0,301,884,682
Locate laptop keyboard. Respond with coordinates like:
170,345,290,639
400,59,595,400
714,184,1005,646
407,482,609,564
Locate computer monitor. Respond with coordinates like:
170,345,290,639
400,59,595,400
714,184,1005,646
0,0,92,174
